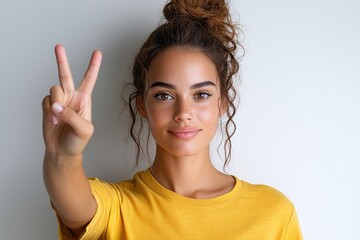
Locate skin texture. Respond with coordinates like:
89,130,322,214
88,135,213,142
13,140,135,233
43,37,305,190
139,46,234,198
42,45,235,237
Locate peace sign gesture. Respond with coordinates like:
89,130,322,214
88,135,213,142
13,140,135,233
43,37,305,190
42,45,102,157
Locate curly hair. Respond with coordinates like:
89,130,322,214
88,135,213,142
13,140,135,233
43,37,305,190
127,0,243,168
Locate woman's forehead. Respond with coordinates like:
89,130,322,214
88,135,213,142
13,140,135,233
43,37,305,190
147,46,219,87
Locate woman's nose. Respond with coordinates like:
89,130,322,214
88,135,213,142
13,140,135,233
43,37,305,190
173,98,193,122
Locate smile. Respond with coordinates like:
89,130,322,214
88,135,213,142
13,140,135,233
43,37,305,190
168,128,200,139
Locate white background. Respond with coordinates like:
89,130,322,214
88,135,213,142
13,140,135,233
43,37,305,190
0,0,359,239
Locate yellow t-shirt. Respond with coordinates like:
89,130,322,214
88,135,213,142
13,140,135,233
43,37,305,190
57,169,302,240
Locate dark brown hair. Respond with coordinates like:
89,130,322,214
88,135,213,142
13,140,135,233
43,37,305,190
128,0,243,167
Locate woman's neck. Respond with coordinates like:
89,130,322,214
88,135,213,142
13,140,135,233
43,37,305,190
150,145,235,199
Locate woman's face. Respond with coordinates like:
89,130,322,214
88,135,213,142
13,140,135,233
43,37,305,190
140,46,225,157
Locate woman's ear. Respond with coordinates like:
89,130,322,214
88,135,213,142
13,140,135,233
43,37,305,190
136,96,147,117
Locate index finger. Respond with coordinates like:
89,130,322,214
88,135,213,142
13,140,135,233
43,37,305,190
55,44,75,93
78,50,102,95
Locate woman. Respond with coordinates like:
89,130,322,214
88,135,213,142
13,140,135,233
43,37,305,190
42,0,302,239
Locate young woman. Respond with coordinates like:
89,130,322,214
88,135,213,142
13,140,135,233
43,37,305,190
42,0,302,239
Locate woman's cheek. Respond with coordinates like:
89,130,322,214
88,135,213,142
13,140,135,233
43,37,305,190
147,103,172,122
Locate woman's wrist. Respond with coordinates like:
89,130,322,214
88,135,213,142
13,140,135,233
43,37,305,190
44,150,83,171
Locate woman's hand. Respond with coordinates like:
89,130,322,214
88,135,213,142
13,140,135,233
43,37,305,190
42,45,102,158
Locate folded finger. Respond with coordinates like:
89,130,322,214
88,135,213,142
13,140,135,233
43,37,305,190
78,50,102,95
52,104,94,140
42,96,60,125
55,44,75,93
50,85,65,106
42,95,51,112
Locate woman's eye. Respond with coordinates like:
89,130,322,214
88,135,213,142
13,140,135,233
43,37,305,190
194,92,212,99
155,93,174,100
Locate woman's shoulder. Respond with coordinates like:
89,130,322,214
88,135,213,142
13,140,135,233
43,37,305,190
242,180,289,196
235,179,302,238
238,178,295,211
87,169,149,192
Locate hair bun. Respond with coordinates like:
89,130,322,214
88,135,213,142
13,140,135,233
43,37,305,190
163,0,237,51
163,0,230,23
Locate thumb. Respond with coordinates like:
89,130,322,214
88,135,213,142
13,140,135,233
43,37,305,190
52,102,94,140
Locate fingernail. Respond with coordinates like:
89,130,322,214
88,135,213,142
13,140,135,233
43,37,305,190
51,115,60,125
52,102,64,113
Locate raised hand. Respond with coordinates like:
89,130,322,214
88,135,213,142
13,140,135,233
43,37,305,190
42,45,102,157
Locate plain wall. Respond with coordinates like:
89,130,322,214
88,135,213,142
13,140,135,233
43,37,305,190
1,0,359,239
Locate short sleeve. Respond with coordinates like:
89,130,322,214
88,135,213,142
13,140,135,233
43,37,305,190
80,178,121,240
55,178,121,240
282,206,303,240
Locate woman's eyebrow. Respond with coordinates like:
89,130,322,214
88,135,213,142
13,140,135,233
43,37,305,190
149,80,216,90
149,81,175,89
190,81,216,89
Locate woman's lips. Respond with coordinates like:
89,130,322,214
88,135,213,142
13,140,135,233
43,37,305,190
168,128,200,139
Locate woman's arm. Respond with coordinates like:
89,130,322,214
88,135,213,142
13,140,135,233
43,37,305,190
42,45,102,233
